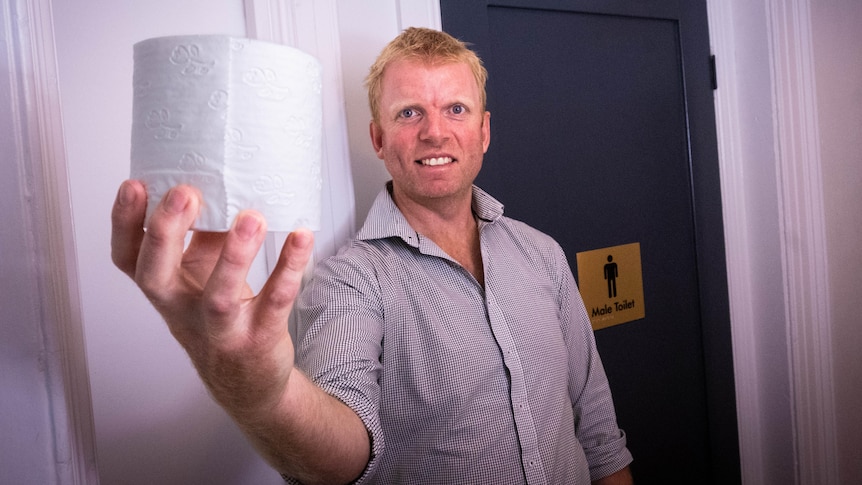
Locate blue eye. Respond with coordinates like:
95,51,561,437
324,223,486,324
400,108,416,118
452,104,464,115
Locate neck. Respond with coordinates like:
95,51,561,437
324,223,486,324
391,187,484,286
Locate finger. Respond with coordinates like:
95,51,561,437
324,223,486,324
255,228,314,324
111,180,147,278
135,185,202,300
201,211,268,329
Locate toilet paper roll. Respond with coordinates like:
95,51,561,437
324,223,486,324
131,35,323,232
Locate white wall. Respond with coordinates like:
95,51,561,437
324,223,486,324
810,1,862,482
50,1,283,483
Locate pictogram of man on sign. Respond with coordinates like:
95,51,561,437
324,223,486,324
604,255,618,298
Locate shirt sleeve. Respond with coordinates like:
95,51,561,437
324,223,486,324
555,243,634,480
286,247,387,484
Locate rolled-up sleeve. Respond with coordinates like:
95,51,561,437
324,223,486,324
289,251,386,484
557,245,633,480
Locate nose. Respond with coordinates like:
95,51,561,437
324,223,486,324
419,111,448,144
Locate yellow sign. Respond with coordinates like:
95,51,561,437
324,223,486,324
576,242,645,330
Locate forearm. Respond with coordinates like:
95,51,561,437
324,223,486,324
238,370,370,485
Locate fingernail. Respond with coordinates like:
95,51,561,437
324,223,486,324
164,188,189,213
117,182,135,207
236,214,262,240
291,229,313,248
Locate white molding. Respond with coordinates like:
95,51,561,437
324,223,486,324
705,5,763,484
396,0,442,30
765,0,838,483
7,0,98,483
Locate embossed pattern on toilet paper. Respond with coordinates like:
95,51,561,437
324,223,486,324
131,35,323,232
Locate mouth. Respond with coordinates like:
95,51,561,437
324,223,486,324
418,156,454,166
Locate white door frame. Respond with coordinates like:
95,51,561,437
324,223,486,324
4,0,97,483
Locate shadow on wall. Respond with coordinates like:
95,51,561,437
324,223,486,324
98,389,283,485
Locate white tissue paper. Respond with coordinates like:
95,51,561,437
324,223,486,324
131,35,323,232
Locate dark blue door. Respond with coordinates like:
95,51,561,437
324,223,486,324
442,1,739,482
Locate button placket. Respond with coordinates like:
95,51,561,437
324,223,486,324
485,289,547,484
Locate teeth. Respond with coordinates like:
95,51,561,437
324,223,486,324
421,157,452,166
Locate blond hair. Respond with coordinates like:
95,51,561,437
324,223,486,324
365,27,488,124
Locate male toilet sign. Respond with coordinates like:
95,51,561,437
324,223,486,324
576,242,646,330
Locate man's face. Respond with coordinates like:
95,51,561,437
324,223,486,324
370,58,491,209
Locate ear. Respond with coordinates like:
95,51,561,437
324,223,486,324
481,111,491,154
369,121,385,160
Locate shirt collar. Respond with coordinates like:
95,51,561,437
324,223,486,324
356,182,505,245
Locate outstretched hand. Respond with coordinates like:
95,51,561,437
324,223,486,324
111,180,369,484
110,180,314,418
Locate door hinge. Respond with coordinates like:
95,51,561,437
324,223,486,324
709,55,718,90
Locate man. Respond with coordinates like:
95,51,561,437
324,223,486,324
112,27,633,484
